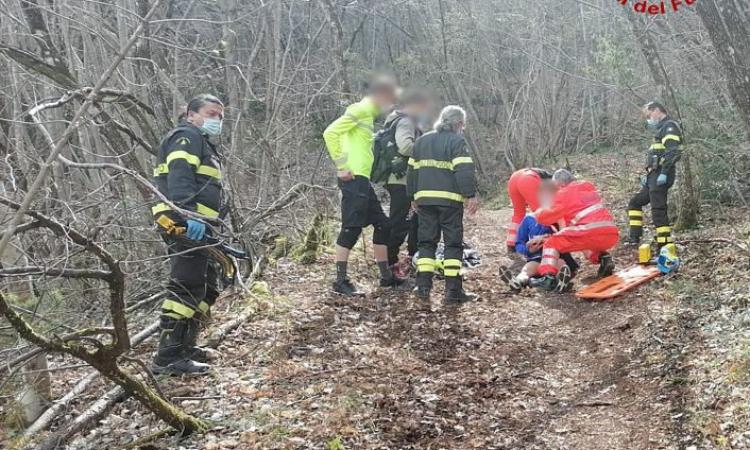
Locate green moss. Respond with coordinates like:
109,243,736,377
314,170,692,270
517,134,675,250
292,213,330,265
326,436,345,450
1,401,26,432
250,281,272,298
270,236,292,261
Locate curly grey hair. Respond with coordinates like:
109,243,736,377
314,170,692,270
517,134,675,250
552,169,575,186
434,105,466,133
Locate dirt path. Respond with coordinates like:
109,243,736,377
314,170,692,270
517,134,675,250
175,208,688,450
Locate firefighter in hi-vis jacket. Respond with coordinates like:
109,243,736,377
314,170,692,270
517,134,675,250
407,105,479,304
151,94,225,376
627,101,682,248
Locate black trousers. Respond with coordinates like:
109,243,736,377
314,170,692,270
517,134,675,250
628,169,675,244
336,176,389,249
386,184,418,265
407,214,418,258
160,239,220,328
416,205,463,289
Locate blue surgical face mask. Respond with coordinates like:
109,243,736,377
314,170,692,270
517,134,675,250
200,118,223,136
646,118,659,128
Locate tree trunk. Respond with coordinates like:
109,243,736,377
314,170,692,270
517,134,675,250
16,352,51,426
696,0,750,138
625,10,699,230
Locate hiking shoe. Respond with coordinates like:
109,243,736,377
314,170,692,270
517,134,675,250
510,277,526,292
333,279,365,297
380,274,407,288
151,358,211,376
597,253,615,278
499,265,522,293
499,265,514,283
530,274,557,292
414,286,431,300
556,265,573,293
444,289,477,304
507,245,517,255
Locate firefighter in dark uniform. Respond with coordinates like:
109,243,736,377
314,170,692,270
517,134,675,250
151,94,226,375
627,101,682,248
407,105,479,304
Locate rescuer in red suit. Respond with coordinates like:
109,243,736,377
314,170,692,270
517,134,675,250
505,168,552,253
529,169,618,292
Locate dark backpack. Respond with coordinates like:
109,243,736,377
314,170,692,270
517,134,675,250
370,113,407,184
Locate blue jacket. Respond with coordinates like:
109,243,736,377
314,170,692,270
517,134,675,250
515,215,553,262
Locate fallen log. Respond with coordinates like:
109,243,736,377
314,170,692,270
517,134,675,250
20,320,160,442
37,385,128,450
16,253,267,447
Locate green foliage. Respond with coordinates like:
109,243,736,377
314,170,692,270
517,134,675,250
326,436,345,450
588,37,636,85
3,291,37,310
691,139,750,206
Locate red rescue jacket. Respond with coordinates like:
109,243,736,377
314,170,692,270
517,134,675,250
535,181,617,236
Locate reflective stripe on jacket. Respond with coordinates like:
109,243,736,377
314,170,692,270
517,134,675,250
152,123,223,220
646,117,682,174
407,130,477,208
536,181,617,236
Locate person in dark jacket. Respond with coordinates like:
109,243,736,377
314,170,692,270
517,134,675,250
382,89,433,276
151,94,226,376
407,105,479,304
627,101,682,248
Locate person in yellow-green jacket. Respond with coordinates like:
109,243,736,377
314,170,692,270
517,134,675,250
323,78,405,297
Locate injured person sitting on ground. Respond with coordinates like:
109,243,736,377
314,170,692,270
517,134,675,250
500,180,580,293
499,213,580,293
529,169,619,292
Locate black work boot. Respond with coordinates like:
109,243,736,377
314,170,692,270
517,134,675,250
185,319,219,363
415,272,433,301
332,278,365,297
152,321,211,376
414,286,431,300
444,276,477,304
597,253,615,278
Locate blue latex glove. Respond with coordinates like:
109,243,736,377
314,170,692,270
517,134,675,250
186,219,206,241
640,175,647,187
656,174,668,186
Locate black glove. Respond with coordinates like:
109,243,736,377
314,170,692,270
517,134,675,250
391,157,408,178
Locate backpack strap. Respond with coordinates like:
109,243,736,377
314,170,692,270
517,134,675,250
385,111,410,130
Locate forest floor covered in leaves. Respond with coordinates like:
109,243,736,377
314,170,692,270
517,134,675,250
10,153,750,450
61,210,746,449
